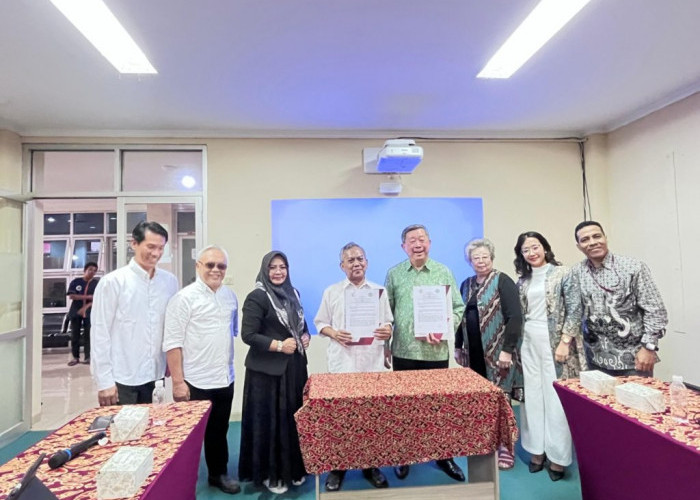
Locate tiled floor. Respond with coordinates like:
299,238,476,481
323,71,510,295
36,348,175,431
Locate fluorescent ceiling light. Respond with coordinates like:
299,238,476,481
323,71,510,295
478,0,591,79
50,0,157,74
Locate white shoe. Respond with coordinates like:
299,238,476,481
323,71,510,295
263,478,288,494
292,476,306,486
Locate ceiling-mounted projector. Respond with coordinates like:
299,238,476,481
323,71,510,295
363,139,423,174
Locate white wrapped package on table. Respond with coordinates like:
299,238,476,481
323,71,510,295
580,370,619,395
614,382,665,414
96,446,153,499
110,406,149,442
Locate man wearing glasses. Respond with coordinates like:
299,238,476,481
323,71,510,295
163,245,241,495
568,221,667,376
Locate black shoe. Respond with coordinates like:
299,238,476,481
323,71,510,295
362,468,388,488
82,358,90,365
546,461,565,482
529,454,545,473
436,458,465,482
394,465,409,479
208,475,241,495
325,470,346,492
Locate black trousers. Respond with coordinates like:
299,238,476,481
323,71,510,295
392,357,449,371
70,316,91,360
116,381,156,405
187,381,234,477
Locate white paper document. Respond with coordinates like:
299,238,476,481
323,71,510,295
344,288,381,343
413,285,453,339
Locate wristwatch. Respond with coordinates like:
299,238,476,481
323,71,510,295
561,336,572,345
644,343,659,352
276,340,283,352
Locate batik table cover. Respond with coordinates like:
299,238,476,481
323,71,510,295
295,368,518,474
555,376,700,500
0,400,210,499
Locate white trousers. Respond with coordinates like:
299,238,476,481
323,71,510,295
520,321,573,466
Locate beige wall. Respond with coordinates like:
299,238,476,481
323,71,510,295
0,130,22,193
607,92,700,385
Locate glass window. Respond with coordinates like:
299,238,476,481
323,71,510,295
107,212,117,234
72,239,102,269
43,278,67,308
44,213,71,235
126,212,147,234
177,211,195,233
73,213,104,234
43,240,68,270
121,151,203,192
32,151,115,193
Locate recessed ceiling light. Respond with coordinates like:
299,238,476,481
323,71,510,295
477,0,592,79
50,0,157,74
47,217,56,223
181,175,196,189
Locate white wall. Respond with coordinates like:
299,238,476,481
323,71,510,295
607,92,700,386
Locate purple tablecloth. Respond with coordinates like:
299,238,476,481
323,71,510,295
0,401,211,499
555,377,700,500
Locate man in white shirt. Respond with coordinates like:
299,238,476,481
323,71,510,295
91,221,179,406
163,245,240,495
314,242,393,492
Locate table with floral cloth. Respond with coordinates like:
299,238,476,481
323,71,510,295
555,376,700,500
295,368,518,499
0,401,211,499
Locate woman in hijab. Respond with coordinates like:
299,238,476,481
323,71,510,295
238,251,311,494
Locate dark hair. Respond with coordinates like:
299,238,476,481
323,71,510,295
132,221,169,244
401,224,429,243
574,220,604,242
513,231,560,279
84,262,98,271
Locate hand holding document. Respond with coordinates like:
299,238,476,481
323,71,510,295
413,285,454,340
345,288,381,344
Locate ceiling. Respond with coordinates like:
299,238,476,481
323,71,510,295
1,0,699,138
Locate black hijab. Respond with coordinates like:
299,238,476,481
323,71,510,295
255,251,305,352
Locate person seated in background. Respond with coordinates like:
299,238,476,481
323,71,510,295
314,242,393,492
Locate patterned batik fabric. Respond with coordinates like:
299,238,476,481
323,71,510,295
567,253,668,371
518,265,587,380
464,271,523,393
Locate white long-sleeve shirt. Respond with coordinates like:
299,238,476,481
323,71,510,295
90,259,179,391
314,278,393,373
162,278,238,389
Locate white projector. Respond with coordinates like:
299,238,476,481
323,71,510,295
363,139,423,174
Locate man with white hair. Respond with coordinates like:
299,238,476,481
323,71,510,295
163,245,240,495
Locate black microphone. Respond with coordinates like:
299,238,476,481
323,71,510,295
48,431,106,469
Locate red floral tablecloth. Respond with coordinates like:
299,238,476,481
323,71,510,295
0,401,211,499
556,376,700,452
294,368,518,474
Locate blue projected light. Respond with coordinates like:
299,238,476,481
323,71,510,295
271,198,483,334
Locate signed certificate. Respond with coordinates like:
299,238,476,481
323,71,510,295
344,288,380,343
413,285,453,339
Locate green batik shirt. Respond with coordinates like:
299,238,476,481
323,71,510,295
384,258,465,362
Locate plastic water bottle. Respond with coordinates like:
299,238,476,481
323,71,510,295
152,380,166,426
669,375,688,422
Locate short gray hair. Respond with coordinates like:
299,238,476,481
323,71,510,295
401,224,430,243
465,238,495,261
197,245,229,262
339,242,366,263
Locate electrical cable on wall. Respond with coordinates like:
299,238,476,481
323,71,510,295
579,140,592,220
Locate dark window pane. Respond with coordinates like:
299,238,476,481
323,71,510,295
72,240,102,269
73,213,104,234
107,213,117,234
43,278,67,308
177,211,195,233
44,213,71,235
126,212,147,234
44,240,67,270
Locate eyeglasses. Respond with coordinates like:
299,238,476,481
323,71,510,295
199,261,227,271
